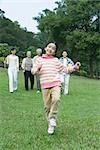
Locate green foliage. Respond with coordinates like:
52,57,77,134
0,57,5,64
0,12,37,51
34,0,100,78
26,46,36,57
0,10,50,59
32,32,49,49
0,43,10,57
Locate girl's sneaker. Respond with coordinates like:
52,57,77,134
47,118,56,134
48,124,55,134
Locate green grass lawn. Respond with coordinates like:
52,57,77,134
0,68,100,150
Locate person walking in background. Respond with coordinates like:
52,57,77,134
59,51,74,95
6,48,19,93
31,43,81,135
21,51,34,91
33,48,42,93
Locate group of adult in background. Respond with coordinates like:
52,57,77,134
5,47,74,95
5,47,42,93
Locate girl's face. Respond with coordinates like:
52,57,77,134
45,43,56,56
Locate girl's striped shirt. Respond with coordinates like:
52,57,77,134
32,54,73,89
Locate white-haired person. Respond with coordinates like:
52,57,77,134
33,48,42,93
21,51,34,91
6,48,19,93
59,51,74,95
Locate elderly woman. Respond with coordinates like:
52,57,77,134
33,48,42,93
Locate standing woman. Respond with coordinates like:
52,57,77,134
21,51,34,91
6,48,19,93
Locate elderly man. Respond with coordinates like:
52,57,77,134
21,51,34,91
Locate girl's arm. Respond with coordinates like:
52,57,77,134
31,59,42,74
58,59,81,73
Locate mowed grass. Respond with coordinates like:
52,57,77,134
0,68,100,150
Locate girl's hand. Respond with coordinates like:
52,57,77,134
74,62,81,70
37,63,42,71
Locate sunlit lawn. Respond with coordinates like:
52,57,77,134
0,68,100,150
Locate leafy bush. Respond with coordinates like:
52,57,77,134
0,57,5,67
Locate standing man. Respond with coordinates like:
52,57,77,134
59,51,74,95
21,51,34,91
33,48,42,93
6,48,19,93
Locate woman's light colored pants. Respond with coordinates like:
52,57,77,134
8,68,18,92
60,73,70,95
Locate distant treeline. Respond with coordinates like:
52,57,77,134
0,0,100,78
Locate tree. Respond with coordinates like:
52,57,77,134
0,43,10,57
0,11,37,52
33,0,100,78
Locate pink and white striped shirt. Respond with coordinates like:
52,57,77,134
32,54,72,89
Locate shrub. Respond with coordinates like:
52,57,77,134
0,57,5,68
